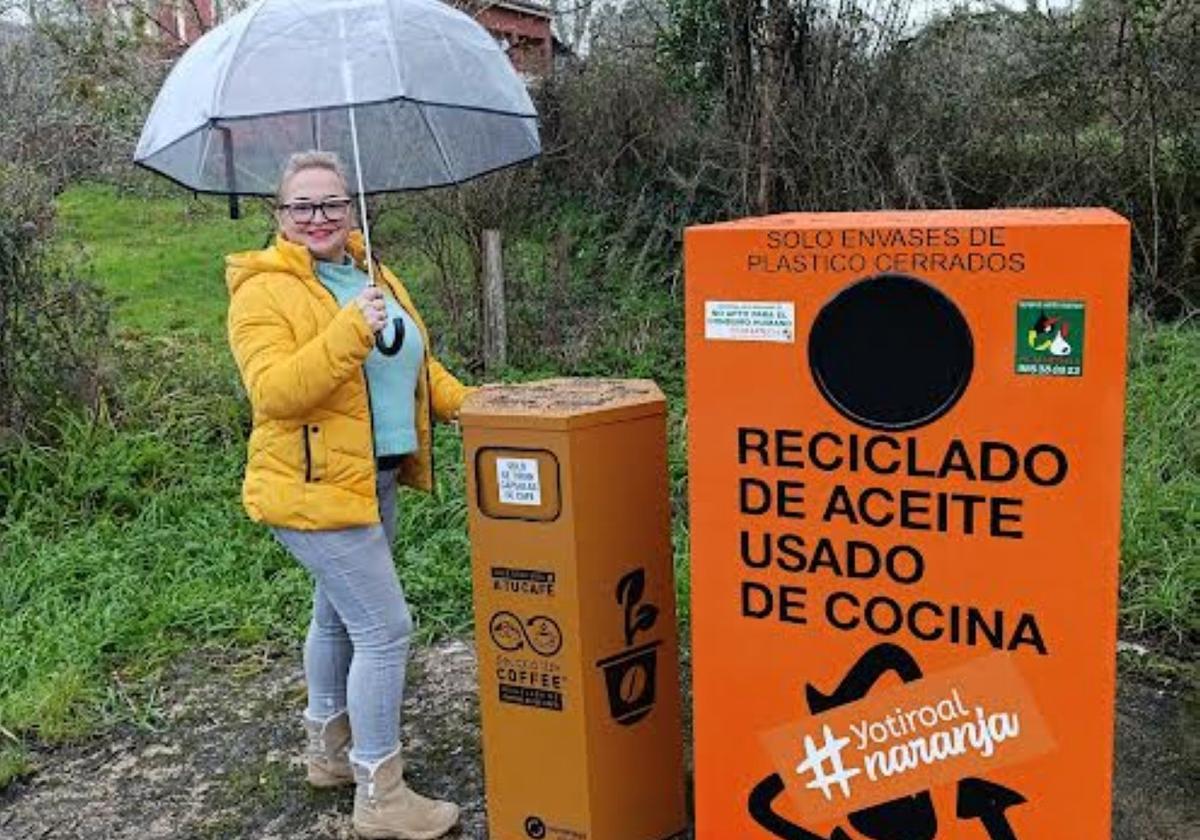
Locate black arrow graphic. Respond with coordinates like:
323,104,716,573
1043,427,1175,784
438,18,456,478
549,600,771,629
748,644,937,840
804,643,924,714
747,772,855,840
956,777,1026,840
807,644,938,840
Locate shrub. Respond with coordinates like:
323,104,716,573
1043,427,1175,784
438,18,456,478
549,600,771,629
0,167,112,447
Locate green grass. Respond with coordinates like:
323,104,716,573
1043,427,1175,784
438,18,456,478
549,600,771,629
55,184,265,341
1121,314,1200,641
1,182,1196,791
0,744,33,786
1,339,294,735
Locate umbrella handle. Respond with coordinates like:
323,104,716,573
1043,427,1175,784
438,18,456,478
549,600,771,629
376,316,405,356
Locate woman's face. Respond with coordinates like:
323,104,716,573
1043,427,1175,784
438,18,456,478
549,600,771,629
276,167,353,263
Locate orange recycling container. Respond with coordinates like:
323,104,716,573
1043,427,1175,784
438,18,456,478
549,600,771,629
461,379,687,840
685,209,1130,839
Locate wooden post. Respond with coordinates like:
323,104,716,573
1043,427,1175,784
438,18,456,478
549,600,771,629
482,229,507,373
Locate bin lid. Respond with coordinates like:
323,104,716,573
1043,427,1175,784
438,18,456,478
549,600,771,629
687,206,1129,231
460,378,665,431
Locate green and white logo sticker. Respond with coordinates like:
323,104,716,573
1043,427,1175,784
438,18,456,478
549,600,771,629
1015,300,1085,377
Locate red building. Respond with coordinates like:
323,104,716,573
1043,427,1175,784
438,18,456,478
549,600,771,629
152,0,217,46
85,0,218,47
468,0,554,78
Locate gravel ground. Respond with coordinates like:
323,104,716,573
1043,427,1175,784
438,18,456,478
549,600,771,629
0,641,1195,839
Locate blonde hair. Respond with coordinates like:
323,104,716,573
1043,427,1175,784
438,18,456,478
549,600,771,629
275,151,351,203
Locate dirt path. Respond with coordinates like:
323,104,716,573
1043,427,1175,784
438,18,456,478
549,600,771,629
1,641,1195,839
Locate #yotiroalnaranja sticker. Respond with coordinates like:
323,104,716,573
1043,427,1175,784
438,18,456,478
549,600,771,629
1015,300,1085,377
759,652,1053,825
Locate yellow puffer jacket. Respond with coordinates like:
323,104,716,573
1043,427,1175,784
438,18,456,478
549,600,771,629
225,231,471,530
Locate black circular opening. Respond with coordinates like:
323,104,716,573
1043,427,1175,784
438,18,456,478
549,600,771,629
808,273,973,431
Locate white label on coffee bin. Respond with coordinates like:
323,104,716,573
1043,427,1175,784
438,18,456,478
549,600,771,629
497,458,541,506
705,300,795,343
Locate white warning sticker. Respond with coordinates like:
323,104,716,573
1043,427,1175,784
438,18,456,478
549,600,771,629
705,301,795,343
497,458,541,506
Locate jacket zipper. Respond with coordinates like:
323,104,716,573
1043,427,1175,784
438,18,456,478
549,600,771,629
303,425,313,482
426,366,436,492
363,375,378,469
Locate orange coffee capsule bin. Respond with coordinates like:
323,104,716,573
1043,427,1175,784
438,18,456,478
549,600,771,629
685,209,1130,839
461,379,687,840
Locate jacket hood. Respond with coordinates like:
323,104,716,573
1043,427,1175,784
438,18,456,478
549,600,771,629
226,231,370,297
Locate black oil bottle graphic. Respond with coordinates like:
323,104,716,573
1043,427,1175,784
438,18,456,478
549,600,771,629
596,568,661,725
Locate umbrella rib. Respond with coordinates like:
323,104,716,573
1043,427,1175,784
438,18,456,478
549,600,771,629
432,19,471,115
384,1,406,101
197,126,213,188
211,0,268,127
201,0,269,191
273,0,341,57
416,104,456,185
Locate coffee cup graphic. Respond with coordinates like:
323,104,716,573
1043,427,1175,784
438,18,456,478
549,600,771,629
599,641,661,725
597,569,661,726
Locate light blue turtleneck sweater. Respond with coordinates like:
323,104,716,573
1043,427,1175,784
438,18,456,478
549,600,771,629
315,259,423,458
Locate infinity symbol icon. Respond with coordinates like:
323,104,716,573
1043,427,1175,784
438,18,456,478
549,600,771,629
489,611,564,657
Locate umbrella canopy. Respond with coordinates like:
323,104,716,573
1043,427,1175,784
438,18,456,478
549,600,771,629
134,0,541,197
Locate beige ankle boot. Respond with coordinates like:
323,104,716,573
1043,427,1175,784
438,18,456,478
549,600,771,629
303,710,354,788
352,748,460,840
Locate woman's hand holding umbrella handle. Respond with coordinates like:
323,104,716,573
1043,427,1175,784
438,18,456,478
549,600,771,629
354,286,388,334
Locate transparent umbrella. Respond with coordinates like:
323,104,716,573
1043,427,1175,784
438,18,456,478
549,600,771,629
134,0,541,353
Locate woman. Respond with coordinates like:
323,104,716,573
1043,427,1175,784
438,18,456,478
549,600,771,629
225,150,469,840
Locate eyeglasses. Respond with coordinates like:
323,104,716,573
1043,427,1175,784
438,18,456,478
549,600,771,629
279,198,352,224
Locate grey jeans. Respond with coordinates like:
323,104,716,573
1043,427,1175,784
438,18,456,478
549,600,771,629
271,469,411,765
